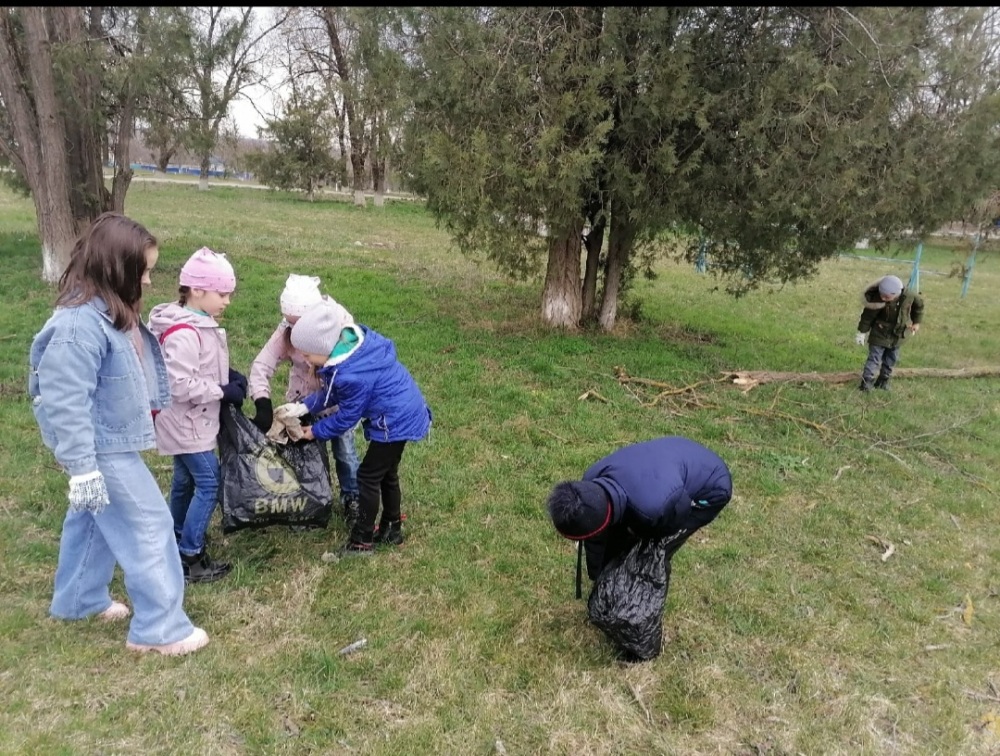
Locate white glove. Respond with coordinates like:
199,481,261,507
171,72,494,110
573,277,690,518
68,471,110,515
854,332,867,346
275,401,309,418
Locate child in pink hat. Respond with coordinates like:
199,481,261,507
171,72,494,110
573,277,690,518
147,247,246,584
248,274,362,527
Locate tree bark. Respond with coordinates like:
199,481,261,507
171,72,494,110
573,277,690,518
597,207,634,331
322,8,367,207
156,147,176,173
110,77,135,213
726,367,1000,391
20,9,86,281
581,210,606,322
540,220,585,328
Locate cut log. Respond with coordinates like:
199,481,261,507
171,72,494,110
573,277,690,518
725,367,1000,391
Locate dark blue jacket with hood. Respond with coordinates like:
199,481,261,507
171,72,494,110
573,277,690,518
583,436,732,538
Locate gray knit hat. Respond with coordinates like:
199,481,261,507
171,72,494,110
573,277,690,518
290,295,355,356
878,275,903,297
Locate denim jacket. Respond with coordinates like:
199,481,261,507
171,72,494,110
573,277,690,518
28,297,171,476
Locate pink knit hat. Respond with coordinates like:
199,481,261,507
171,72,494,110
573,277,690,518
179,247,236,293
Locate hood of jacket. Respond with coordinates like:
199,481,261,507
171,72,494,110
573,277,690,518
147,301,220,336
861,281,888,310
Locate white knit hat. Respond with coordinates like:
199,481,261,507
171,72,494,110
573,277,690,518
290,296,356,356
280,274,323,318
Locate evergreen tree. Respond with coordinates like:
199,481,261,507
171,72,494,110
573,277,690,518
406,7,1000,330
246,86,341,201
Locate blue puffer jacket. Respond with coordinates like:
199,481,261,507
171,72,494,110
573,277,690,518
303,325,432,443
583,436,732,538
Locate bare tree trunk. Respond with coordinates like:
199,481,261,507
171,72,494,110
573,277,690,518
581,212,606,322
110,86,135,212
20,9,87,281
0,8,116,281
322,8,367,207
541,220,585,329
156,147,176,174
372,155,386,208
597,208,634,331
199,152,211,191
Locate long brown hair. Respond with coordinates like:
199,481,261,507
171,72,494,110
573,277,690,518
56,212,157,331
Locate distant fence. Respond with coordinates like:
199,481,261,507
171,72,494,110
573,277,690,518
106,162,254,181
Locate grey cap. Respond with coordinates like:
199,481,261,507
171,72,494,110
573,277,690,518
290,295,355,357
878,275,903,297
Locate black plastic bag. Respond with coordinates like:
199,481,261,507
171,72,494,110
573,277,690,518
217,403,333,533
587,537,669,662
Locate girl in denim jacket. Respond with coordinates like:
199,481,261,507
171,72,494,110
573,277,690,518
148,248,247,584
29,212,208,656
248,274,361,526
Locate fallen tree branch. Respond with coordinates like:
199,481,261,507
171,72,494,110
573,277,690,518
725,366,1000,391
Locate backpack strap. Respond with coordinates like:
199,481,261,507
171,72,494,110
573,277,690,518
151,324,201,422
576,541,584,600
158,323,201,347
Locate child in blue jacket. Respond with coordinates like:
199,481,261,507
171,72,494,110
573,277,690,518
280,296,432,556
547,436,732,599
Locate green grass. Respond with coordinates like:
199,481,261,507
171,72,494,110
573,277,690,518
2,183,999,754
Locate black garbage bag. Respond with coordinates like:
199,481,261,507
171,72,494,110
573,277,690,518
587,537,670,662
217,403,333,533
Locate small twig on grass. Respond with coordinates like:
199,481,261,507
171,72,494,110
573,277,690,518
734,405,832,436
868,445,910,470
644,381,714,407
832,465,852,482
538,427,570,444
950,514,961,530
924,644,950,651
578,389,609,403
963,688,1000,704
625,679,652,724
871,411,987,450
865,535,896,562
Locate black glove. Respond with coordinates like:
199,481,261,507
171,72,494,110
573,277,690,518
219,376,247,406
228,368,248,394
252,397,273,432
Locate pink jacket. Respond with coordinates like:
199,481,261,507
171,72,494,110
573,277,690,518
248,320,320,403
147,302,230,455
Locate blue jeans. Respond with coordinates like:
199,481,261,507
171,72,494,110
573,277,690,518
328,425,360,500
861,344,900,387
50,452,194,646
169,451,221,556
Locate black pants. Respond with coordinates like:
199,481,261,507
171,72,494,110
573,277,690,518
351,440,407,543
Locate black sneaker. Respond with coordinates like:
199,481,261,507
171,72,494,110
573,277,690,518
181,550,232,584
341,494,361,530
339,540,374,558
373,519,404,546
874,379,891,391
858,381,872,392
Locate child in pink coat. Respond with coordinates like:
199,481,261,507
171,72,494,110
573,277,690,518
148,247,247,584
248,274,361,526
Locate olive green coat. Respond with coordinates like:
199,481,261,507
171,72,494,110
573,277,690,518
857,282,924,348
